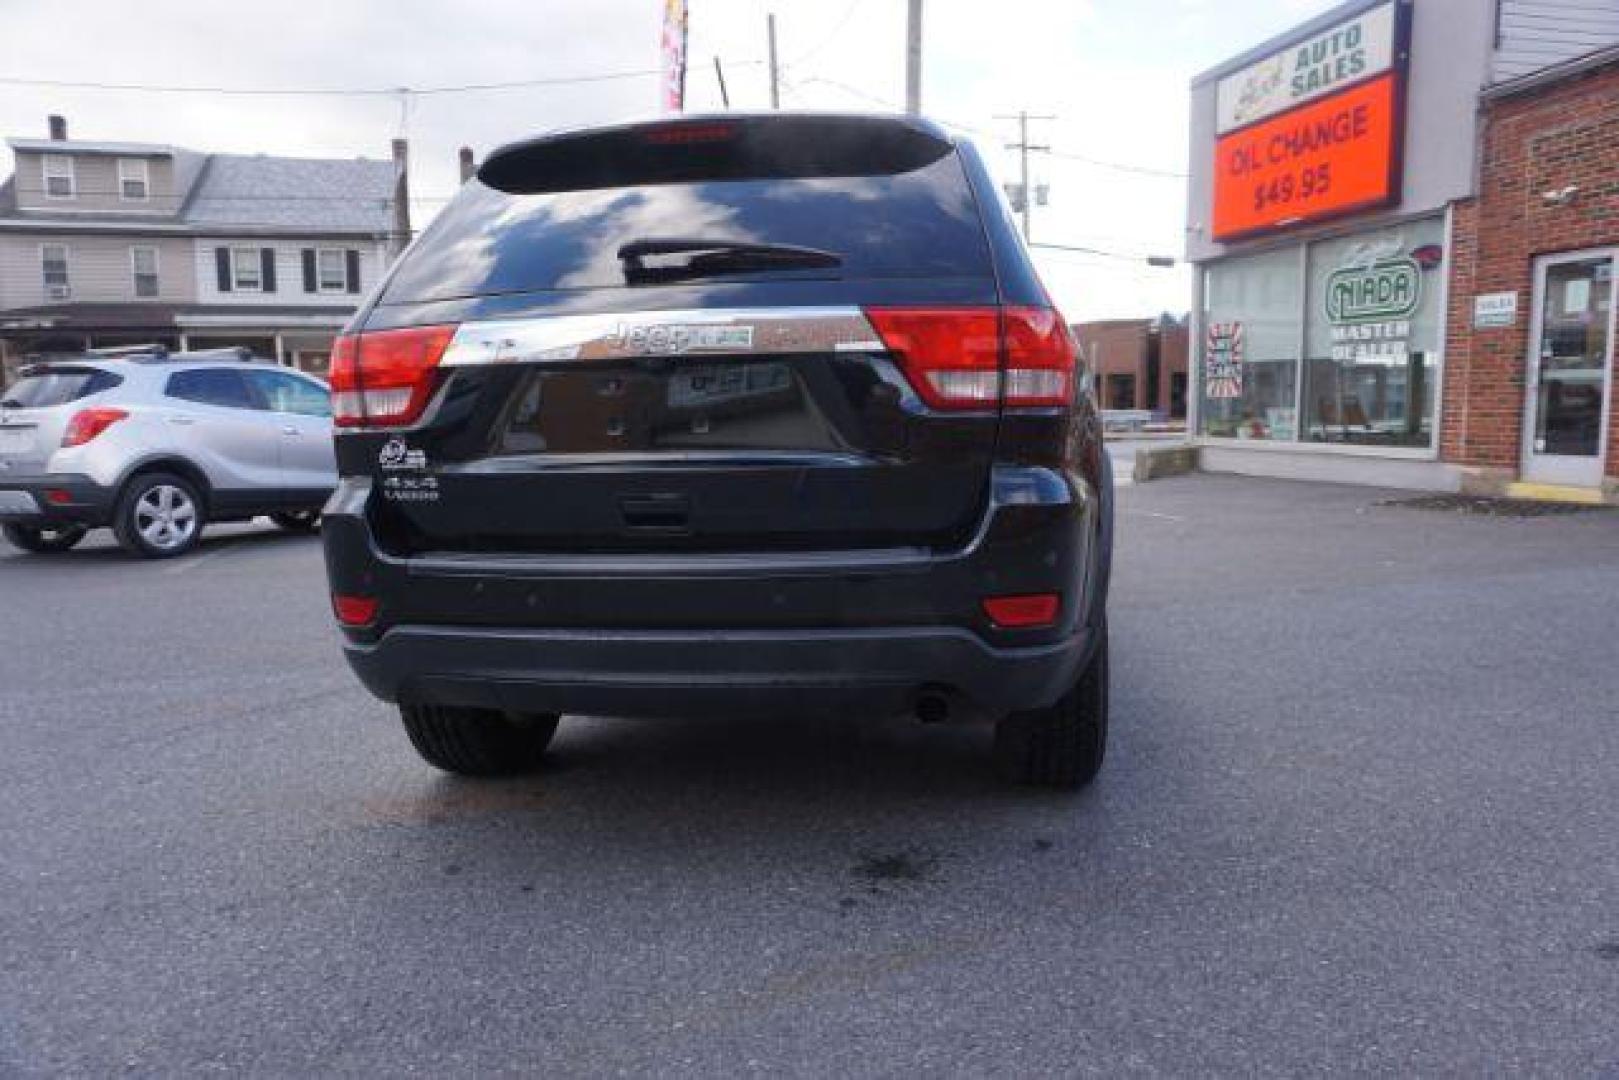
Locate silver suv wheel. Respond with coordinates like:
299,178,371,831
114,473,206,559
134,485,199,552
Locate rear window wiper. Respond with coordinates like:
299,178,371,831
617,237,841,283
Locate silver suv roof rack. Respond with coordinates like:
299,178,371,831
124,346,262,365
89,343,169,359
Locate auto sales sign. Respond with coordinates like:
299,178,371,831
1211,0,1410,242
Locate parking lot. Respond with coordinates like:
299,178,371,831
3,474,1618,1075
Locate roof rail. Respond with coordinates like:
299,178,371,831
125,346,262,365
89,343,169,359
179,346,257,362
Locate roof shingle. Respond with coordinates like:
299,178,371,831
181,154,397,235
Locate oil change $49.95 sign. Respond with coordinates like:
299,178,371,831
1212,71,1400,242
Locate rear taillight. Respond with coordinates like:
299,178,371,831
864,306,1075,410
1000,307,1076,407
329,325,458,428
60,407,128,448
864,308,1000,408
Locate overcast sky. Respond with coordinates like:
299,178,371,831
0,0,1338,321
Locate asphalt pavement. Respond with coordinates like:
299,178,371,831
2,476,1618,1076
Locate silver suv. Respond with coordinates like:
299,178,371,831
0,348,335,558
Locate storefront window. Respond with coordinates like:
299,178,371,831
1200,248,1301,440
1302,219,1443,447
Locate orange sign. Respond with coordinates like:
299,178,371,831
1212,72,1401,242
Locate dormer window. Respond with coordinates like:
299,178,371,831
118,158,149,201
42,154,74,199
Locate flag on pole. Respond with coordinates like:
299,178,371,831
661,0,689,112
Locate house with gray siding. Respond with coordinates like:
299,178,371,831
0,115,406,381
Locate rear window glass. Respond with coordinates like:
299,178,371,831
1,368,121,408
383,150,992,302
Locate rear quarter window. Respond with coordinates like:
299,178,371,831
383,137,992,302
165,369,263,411
1,368,122,408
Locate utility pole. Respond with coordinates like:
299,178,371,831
996,111,1053,240
905,0,923,114
767,13,781,109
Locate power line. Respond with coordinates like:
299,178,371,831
787,77,1182,181
781,0,866,70
1047,148,1186,180
0,63,762,98
1030,241,1176,266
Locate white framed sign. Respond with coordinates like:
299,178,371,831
1473,291,1518,329
1216,1,1399,135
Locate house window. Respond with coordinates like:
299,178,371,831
232,247,263,291
42,155,74,199
118,159,149,201
131,246,159,298
317,248,349,292
42,245,70,299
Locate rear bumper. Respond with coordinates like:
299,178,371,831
343,622,1093,719
0,474,114,527
324,463,1110,720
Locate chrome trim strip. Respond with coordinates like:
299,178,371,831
439,307,882,366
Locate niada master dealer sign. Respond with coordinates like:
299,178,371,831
1211,0,1410,241
1325,255,1423,363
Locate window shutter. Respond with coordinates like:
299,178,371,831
302,249,317,293
261,248,277,292
345,249,361,294
215,248,232,292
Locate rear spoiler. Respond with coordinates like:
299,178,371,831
479,113,957,195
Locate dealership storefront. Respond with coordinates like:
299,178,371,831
1186,0,1619,500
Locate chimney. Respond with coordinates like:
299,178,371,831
458,146,476,184
390,138,412,258
47,115,67,141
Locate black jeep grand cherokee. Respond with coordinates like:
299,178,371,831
322,113,1113,788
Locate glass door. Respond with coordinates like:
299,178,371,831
1523,253,1616,487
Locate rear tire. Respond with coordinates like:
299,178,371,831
2,523,88,554
113,472,204,559
400,704,560,777
995,621,1109,789
269,510,320,533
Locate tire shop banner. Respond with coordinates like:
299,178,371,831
1204,322,1245,399
1210,0,1409,241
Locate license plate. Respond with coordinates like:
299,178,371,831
667,363,791,408
0,427,32,454
0,490,40,515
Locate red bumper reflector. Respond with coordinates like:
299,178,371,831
983,592,1061,629
332,593,379,628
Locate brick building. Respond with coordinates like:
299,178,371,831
1185,0,1619,502
1072,316,1189,419
1443,51,1619,497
